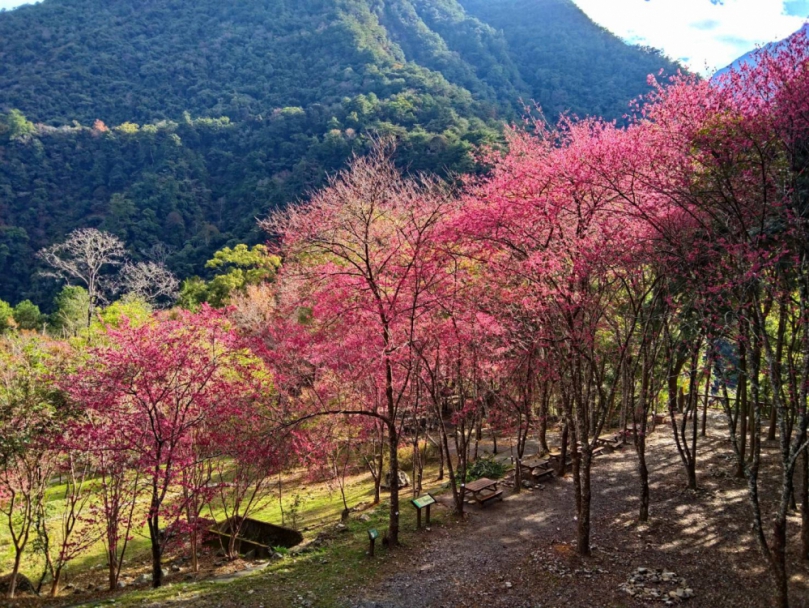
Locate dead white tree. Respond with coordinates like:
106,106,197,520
120,261,179,308
37,228,127,327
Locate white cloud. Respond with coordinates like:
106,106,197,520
572,0,806,74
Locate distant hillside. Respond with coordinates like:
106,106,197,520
0,0,681,307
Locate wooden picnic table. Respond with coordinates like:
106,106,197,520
518,455,549,472
465,477,503,507
519,456,554,482
595,433,620,447
518,456,551,477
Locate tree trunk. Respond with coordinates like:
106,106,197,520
686,448,697,490
635,348,653,523
701,357,711,437
802,443,809,560
768,298,785,445
667,345,696,490
768,397,778,441
576,447,592,556
746,329,761,464
413,437,423,497
737,331,748,477
571,422,581,516
772,517,789,608
191,529,199,573
638,435,649,522
374,432,384,504
436,435,445,480
108,547,118,591
688,362,699,490
558,420,569,478
473,418,482,460
423,429,442,481
514,414,522,495
51,561,68,597
148,515,163,589
433,397,463,515
621,361,630,441
440,423,463,515
8,551,22,598
387,423,400,546
513,409,530,494
148,516,163,588
538,384,550,452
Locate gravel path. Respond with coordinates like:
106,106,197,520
349,479,576,608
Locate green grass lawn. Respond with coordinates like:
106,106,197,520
77,464,452,608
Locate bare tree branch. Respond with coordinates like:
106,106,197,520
120,262,179,308
37,229,127,326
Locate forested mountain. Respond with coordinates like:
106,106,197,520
0,0,681,308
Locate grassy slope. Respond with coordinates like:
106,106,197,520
0,462,452,606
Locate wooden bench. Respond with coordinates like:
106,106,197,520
477,489,504,507
591,446,605,458
532,468,554,482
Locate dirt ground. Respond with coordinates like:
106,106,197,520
347,412,809,608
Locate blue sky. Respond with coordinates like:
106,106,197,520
1,0,806,75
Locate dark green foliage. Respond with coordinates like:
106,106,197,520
465,455,507,481
50,285,90,336
0,0,681,306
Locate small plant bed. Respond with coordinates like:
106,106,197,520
465,456,508,482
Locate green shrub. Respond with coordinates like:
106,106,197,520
465,455,507,481
12,299,42,330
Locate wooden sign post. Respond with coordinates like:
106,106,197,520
367,528,378,557
410,494,437,529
